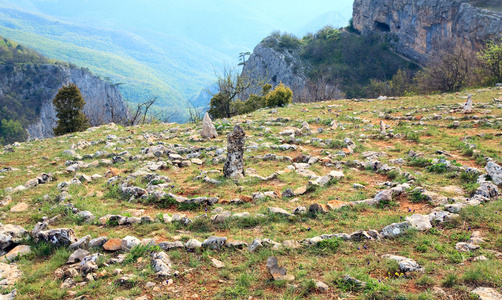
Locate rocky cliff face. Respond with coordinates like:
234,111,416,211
241,36,307,100
0,64,129,140
352,0,502,64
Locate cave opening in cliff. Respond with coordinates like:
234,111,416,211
374,21,391,32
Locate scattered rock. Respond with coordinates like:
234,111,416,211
0,263,22,286
10,203,29,212
455,242,480,252
374,189,392,202
380,222,409,238
67,249,90,264
266,257,294,281
151,251,172,277
315,280,329,292
103,238,122,251
267,207,294,217
211,258,225,269
471,287,502,300
405,214,432,231
0,245,31,262
382,255,423,272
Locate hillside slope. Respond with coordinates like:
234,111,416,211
0,86,501,299
0,37,128,142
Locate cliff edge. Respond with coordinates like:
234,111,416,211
0,64,129,140
352,0,502,64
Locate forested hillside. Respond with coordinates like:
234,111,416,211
242,27,419,102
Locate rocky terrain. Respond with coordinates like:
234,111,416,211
0,64,129,140
241,36,307,101
352,0,502,64
0,87,502,299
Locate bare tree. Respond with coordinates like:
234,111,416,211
296,77,344,103
187,99,203,123
206,65,265,119
415,43,478,93
126,97,157,126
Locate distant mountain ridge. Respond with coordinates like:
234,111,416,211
0,0,353,120
0,5,229,121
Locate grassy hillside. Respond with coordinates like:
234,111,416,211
0,87,501,299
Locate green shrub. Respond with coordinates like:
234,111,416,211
408,157,431,167
265,83,293,108
426,163,448,173
31,242,54,257
406,131,420,142
409,189,428,203
125,244,161,264
327,140,345,149
441,273,458,287
416,275,435,286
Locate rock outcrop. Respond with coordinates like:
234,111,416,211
241,36,307,101
0,64,129,140
352,0,502,64
223,125,246,179
201,112,218,139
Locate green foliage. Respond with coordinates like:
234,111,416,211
478,40,502,83
265,82,293,108
426,163,448,174
125,244,161,264
310,238,341,255
414,46,472,93
265,31,302,51
366,69,414,97
0,119,27,145
52,83,90,136
208,66,264,119
409,189,428,203
0,36,50,64
407,157,431,167
31,242,54,257
327,140,345,149
300,31,419,98
232,93,266,115
406,131,421,142
208,92,229,119
441,273,459,287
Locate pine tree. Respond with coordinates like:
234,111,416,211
52,83,90,136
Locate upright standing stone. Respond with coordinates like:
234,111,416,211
463,94,473,114
380,120,386,134
223,125,245,179
201,112,218,139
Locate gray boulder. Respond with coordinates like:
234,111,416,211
201,112,218,139
486,161,502,186
382,255,423,272
151,251,172,277
405,214,432,231
380,222,409,238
